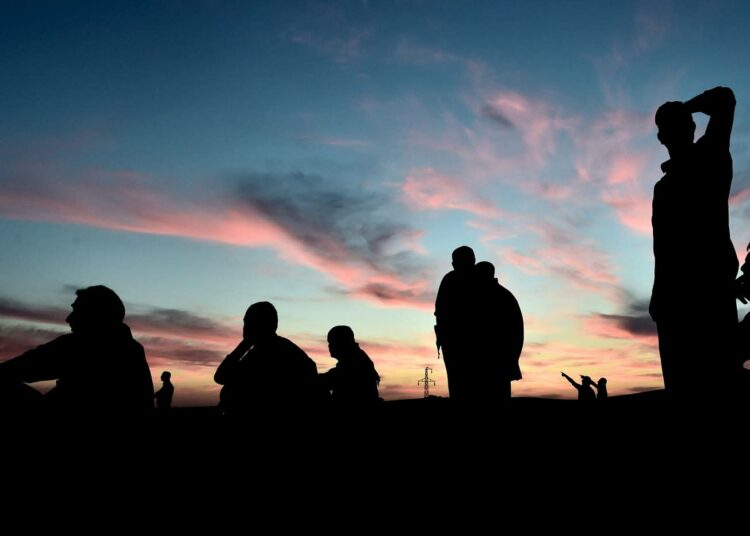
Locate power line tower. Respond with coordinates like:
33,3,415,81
417,367,435,398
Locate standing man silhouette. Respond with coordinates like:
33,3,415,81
474,261,523,406
434,246,476,411
651,86,740,403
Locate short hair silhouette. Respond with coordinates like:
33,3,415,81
161,371,171,381
244,301,278,335
451,246,475,270
475,261,495,279
66,285,126,331
655,101,696,148
328,325,356,346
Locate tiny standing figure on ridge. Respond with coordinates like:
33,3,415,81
155,370,174,410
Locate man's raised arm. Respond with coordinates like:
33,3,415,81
685,86,736,149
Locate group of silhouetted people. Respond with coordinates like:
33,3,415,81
0,287,382,418
2,86,750,418
561,373,607,403
214,301,381,418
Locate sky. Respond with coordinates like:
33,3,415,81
2,0,750,406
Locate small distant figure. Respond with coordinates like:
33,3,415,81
474,261,524,405
0,285,154,415
434,246,477,409
319,326,381,411
155,371,174,410
561,372,596,403
214,301,319,418
592,377,608,402
650,86,740,402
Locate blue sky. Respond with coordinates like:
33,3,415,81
2,0,750,404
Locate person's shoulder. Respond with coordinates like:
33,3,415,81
276,335,310,356
441,270,462,284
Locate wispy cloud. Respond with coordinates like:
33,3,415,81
401,167,502,218
0,168,433,310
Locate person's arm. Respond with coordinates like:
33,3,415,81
0,335,70,383
561,372,579,388
214,340,250,385
685,86,735,149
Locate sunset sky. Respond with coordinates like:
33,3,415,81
3,0,750,405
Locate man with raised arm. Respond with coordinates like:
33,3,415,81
650,87,740,403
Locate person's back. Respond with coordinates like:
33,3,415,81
475,262,524,380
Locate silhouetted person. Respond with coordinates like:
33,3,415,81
0,285,154,416
561,372,596,403
214,301,319,419
155,371,174,410
650,87,740,403
592,377,608,402
474,261,524,406
319,326,381,411
434,246,476,410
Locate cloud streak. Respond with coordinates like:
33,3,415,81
0,167,433,310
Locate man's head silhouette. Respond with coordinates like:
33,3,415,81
452,246,476,272
656,101,695,153
327,325,356,360
66,285,125,334
243,301,278,344
161,371,172,382
475,260,496,280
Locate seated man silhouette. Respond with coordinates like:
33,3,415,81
434,246,477,411
214,301,319,419
474,261,524,407
0,285,154,415
155,371,174,410
319,326,381,411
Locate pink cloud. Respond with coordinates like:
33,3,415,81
401,167,502,218
601,187,653,234
0,172,431,310
483,90,577,165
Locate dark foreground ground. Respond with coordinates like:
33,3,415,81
3,389,749,517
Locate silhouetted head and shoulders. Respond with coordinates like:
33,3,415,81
435,246,476,317
593,377,608,401
654,88,736,195
214,301,318,415
321,325,380,405
0,285,154,415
